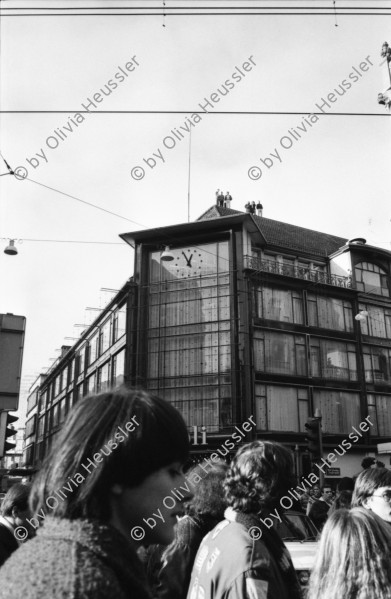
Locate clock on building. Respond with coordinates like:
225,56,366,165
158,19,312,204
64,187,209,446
149,241,229,283
169,247,207,277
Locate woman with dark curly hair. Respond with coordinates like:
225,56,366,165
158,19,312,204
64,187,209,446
307,507,391,599
186,441,302,599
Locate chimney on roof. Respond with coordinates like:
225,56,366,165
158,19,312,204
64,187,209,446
60,345,71,358
256,202,263,217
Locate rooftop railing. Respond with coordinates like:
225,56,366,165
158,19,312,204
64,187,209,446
244,255,352,288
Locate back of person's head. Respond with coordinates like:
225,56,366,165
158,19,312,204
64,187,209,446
1,483,31,517
338,477,354,492
361,457,376,470
186,462,228,520
352,467,391,508
224,441,294,513
30,387,189,521
334,490,353,511
307,508,391,599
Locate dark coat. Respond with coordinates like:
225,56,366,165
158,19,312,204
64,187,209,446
154,514,220,599
308,499,330,530
0,517,152,599
0,521,18,567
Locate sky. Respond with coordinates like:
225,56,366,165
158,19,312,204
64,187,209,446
0,1,390,422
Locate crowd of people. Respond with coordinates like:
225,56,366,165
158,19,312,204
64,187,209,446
0,387,390,598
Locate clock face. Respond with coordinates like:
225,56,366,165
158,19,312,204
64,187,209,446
170,248,205,276
149,242,227,283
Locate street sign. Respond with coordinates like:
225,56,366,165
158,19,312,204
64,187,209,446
0,314,26,410
326,467,341,476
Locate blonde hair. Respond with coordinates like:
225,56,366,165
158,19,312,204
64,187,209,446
307,508,391,599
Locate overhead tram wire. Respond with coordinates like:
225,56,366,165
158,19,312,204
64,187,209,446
1,111,390,116
1,5,391,16
0,238,125,245
21,176,147,227
5,172,231,265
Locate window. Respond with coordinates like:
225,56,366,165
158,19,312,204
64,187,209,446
149,325,230,378
358,304,391,339
77,346,86,377
52,404,60,428
255,286,303,324
37,393,44,414
313,390,361,434
254,330,307,376
60,370,66,392
355,262,389,297
112,350,125,387
98,362,110,392
66,393,72,416
113,308,126,342
88,333,98,365
59,398,67,424
163,381,231,433
87,374,96,394
54,375,60,398
68,359,75,385
99,320,111,355
255,385,309,432
27,389,38,414
43,412,49,436
307,295,353,332
25,415,36,438
310,338,357,380
363,345,391,384
280,257,295,277
367,394,391,436
24,444,35,467
37,416,45,439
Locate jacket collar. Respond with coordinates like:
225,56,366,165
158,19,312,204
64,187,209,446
37,517,149,594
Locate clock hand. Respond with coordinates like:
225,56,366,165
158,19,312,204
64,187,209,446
182,251,193,267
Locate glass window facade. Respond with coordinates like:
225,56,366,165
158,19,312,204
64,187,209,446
363,345,391,384
99,320,111,355
255,286,303,324
52,404,60,428
310,338,357,381
355,262,389,297
255,384,309,432
77,346,86,377
68,359,75,385
89,333,98,365
87,373,96,394
147,241,231,431
112,349,125,387
308,295,353,332
25,415,36,438
98,361,111,392
358,304,391,339
367,394,391,436
59,397,67,424
313,389,361,434
113,308,126,342
254,330,307,376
